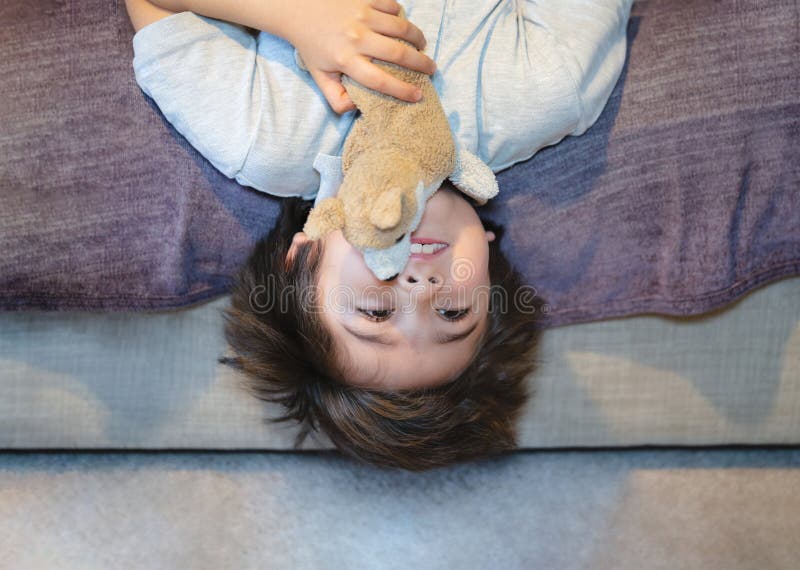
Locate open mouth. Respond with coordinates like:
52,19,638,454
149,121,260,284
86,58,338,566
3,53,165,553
410,237,449,258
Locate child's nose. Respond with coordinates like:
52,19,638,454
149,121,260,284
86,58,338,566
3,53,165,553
401,271,444,292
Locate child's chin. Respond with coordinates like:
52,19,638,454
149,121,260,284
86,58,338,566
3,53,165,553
417,187,482,239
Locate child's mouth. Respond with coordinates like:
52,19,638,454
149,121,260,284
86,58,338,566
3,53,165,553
410,237,449,257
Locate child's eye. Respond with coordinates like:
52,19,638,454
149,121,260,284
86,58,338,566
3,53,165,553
358,308,394,322
437,308,470,322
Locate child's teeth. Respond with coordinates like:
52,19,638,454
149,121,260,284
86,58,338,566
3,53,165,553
410,243,446,254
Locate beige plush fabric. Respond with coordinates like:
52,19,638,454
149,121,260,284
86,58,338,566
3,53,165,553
1,276,798,449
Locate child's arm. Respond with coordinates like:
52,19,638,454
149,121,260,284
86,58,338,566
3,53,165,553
125,0,176,32
143,0,436,114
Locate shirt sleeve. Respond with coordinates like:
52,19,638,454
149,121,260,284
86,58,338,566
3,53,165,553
535,0,634,136
131,11,356,199
132,12,263,186
440,0,633,172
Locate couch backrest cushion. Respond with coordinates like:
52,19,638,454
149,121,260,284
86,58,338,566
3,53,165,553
0,0,797,327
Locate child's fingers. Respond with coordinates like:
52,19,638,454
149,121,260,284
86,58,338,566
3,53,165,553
370,0,402,16
309,69,357,114
347,56,422,103
367,9,428,52
363,31,435,75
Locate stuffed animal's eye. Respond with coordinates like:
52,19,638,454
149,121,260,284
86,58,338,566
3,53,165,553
437,308,470,322
358,308,394,322
395,234,406,244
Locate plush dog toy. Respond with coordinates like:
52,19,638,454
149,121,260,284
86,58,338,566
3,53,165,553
300,8,498,280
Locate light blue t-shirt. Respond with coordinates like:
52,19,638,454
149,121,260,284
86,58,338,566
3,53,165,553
132,0,633,200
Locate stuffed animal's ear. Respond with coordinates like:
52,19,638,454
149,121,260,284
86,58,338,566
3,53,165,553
303,198,345,239
370,186,404,230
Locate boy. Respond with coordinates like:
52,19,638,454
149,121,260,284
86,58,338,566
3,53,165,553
126,0,632,470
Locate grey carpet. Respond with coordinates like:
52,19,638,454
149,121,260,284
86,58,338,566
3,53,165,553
1,448,798,569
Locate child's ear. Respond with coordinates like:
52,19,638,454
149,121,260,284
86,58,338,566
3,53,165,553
285,232,310,268
486,231,496,242
291,231,310,248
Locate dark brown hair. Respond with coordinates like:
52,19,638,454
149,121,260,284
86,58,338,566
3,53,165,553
222,197,547,471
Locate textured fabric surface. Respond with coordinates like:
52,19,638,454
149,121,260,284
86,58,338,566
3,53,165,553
1,449,799,569
2,276,798,450
1,0,798,327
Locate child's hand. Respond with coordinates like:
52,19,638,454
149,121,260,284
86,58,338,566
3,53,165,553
285,0,436,114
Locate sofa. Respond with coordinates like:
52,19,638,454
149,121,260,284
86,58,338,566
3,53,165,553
1,0,798,454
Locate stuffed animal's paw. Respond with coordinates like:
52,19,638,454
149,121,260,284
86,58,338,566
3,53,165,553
449,148,499,205
303,198,345,239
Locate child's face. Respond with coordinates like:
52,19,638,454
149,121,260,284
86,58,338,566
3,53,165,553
291,187,495,390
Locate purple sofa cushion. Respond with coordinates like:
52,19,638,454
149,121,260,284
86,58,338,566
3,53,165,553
0,0,798,328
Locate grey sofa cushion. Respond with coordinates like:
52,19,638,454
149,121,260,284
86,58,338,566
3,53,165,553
0,0,798,328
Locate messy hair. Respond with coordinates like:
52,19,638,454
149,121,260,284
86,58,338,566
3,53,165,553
222,197,546,471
